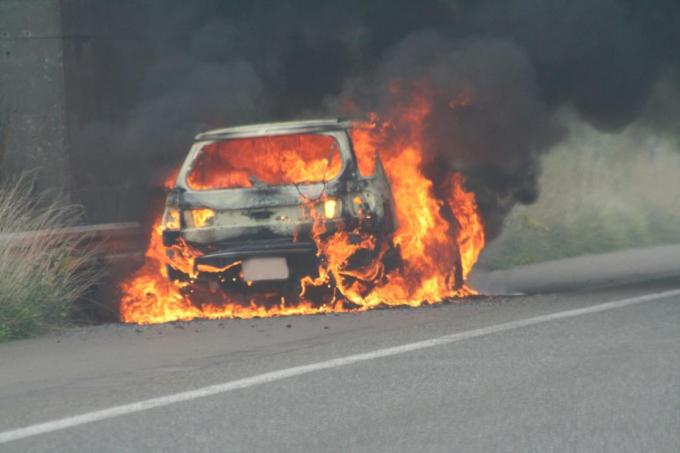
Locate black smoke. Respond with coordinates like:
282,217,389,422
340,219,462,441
328,0,679,238
329,34,563,238
69,0,680,238
466,0,677,131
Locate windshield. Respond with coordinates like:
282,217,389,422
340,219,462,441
186,133,342,190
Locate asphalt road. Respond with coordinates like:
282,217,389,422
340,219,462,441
1,278,679,452
469,243,680,294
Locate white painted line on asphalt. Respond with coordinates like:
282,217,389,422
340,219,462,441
2,288,679,444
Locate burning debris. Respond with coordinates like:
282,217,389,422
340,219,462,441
120,95,484,324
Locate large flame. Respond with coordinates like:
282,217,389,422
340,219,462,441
187,134,342,190
120,87,485,324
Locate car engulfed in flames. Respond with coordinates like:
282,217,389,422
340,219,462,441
162,120,401,300
120,102,485,324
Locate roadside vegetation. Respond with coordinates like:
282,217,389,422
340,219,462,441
0,176,101,342
479,118,680,270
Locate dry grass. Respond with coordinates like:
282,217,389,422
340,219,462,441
478,118,680,270
0,176,101,341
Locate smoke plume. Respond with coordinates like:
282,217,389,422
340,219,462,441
71,0,680,238
329,33,562,238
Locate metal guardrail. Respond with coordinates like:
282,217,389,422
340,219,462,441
0,222,146,263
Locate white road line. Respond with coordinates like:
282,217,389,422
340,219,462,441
2,288,679,444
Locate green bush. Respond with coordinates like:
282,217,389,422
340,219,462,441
0,176,100,341
478,120,680,270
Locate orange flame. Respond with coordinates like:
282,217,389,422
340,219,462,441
187,134,342,190
119,222,347,324
120,84,485,324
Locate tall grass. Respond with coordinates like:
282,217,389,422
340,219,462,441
478,119,680,270
0,176,101,341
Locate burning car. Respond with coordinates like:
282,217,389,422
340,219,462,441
161,119,400,298
121,106,485,324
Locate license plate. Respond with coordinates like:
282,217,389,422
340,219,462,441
242,257,289,281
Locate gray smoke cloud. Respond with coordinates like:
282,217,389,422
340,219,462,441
466,0,671,131
328,33,562,238
69,0,680,236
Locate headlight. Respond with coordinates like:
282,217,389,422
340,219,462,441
323,198,341,219
189,208,216,228
162,208,181,231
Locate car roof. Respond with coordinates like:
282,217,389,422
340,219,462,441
194,118,358,141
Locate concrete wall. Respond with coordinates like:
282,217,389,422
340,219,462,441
0,0,153,221
0,0,70,192
59,0,151,222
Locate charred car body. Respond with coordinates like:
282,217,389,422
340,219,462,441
162,119,398,296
